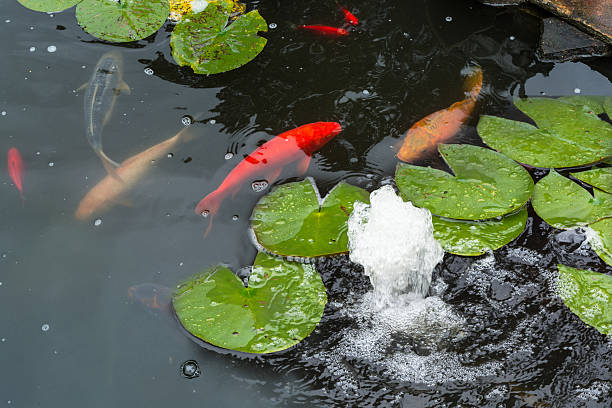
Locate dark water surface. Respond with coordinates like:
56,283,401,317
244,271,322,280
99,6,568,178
1,0,611,407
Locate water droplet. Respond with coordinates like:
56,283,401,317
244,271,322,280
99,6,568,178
269,22,277,29
252,180,269,192
232,331,239,335
201,210,210,218
93,218,102,227
179,262,184,266
209,119,216,124
167,152,174,158
509,35,515,40
181,115,193,126
144,67,154,75
41,323,49,332
232,215,239,221
574,88,581,94
48,162,54,167
47,45,56,53
445,16,452,22
224,152,233,160
1,111,6,116
29,46,35,52
1,253,6,259
362,89,370,95
5,19,11,23
180,360,200,379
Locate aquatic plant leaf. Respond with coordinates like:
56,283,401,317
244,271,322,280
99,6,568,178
532,170,612,229
571,167,612,194
17,0,81,12
432,207,527,256
76,0,169,43
395,144,533,220
557,264,612,336
557,95,607,115
477,98,612,168
172,252,326,353
170,0,268,74
588,218,612,267
251,179,370,258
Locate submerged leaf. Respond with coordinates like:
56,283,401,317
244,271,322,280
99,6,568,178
17,0,81,12
251,179,370,258
172,253,326,353
588,218,612,267
76,0,169,43
557,264,612,336
395,144,533,220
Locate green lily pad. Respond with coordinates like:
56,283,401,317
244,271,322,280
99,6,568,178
250,179,370,258
432,207,527,256
170,0,268,74
477,97,612,168
17,0,81,12
172,252,327,354
76,0,169,43
557,95,607,115
394,144,533,220
572,167,612,194
532,170,612,229
557,264,612,336
588,218,612,267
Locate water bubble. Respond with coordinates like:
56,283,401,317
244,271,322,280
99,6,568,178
1,111,6,116
574,88,581,94
181,115,193,126
48,162,54,167
209,119,216,124
41,323,50,332
224,152,233,160
29,46,36,52
509,35,515,40
445,16,452,22
1,253,6,259
144,67,154,75
93,218,102,227
180,360,200,379
269,22,277,29
201,210,210,218
167,152,174,158
47,45,57,53
232,215,239,221
5,20,10,23
252,180,269,192
362,89,370,95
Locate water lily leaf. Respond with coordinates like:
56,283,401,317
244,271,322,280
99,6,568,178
17,0,81,12
170,0,268,74
571,167,612,194
588,218,612,267
76,0,169,43
395,144,533,220
172,252,326,354
432,207,527,256
250,179,370,259
557,264,612,336
532,170,612,229
557,95,607,115
477,98,612,168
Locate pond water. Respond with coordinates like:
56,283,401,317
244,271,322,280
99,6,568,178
1,0,611,406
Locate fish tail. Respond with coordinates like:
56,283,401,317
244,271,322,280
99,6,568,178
96,149,122,180
195,190,224,238
462,65,483,100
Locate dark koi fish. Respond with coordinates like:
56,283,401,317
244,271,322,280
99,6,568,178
7,147,24,203
297,25,349,36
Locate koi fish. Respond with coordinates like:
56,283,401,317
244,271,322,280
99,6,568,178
83,51,130,175
396,66,483,162
7,147,24,203
75,123,197,220
128,283,172,312
195,122,342,235
297,25,349,36
338,4,358,26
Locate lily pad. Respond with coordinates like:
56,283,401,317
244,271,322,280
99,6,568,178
571,167,612,194
477,97,612,168
170,0,268,74
76,0,169,43
432,207,527,256
557,95,607,115
588,218,612,267
250,179,370,258
17,0,81,12
395,144,533,220
172,252,327,354
532,170,612,229
557,264,612,336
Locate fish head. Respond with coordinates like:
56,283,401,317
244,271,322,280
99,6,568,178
295,121,342,154
96,50,123,77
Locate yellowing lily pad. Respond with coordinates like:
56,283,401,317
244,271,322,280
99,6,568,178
17,0,81,12
395,144,533,220
557,264,612,336
172,253,327,354
477,97,612,168
250,179,370,259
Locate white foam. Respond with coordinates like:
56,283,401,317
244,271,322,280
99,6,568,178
347,186,444,303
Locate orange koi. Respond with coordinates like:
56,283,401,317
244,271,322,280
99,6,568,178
396,66,483,162
338,4,358,26
195,122,342,235
7,147,25,203
128,283,171,311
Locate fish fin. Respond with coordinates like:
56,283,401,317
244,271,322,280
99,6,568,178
75,82,88,92
296,155,311,176
97,150,123,181
462,66,483,100
195,191,224,238
119,79,131,95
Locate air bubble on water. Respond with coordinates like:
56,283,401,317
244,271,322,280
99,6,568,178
47,45,57,53
224,152,233,160
445,16,452,22
81,65,86,69
48,162,54,167
209,119,216,124
362,89,370,95
1,253,6,259
574,87,581,94
29,47,35,52
1,111,6,116
41,323,50,332
269,22,277,29
181,115,193,126
93,218,102,227
167,152,174,158
201,210,210,218
5,20,10,23
540,91,546,95
180,360,200,379
509,35,515,40
179,262,184,267
232,215,239,221
251,180,269,192
144,67,154,75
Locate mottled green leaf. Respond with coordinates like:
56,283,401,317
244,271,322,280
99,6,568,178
172,252,326,354
170,0,267,74
76,0,169,43
588,218,612,267
251,179,370,258
557,95,607,115
395,144,533,220
432,207,527,256
572,167,612,194
532,170,612,229
17,0,81,12
557,264,612,336
477,98,612,168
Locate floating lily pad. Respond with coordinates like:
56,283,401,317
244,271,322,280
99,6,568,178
532,170,612,229
172,252,326,354
17,0,81,12
432,207,527,256
170,0,267,74
557,95,607,115
588,218,612,267
250,179,370,258
395,144,533,220
572,167,612,194
557,264,612,336
76,0,169,43
477,98,612,168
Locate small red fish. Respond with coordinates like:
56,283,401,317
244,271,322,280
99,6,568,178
195,122,342,235
298,25,349,36
128,283,171,311
7,147,24,203
339,5,358,26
